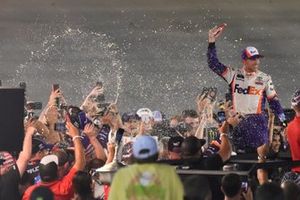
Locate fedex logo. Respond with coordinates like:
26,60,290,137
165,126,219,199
234,84,263,95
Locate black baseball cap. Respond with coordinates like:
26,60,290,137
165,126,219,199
168,136,184,153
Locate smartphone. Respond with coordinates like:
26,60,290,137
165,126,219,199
208,87,218,101
34,175,41,184
241,182,248,192
52,84,59,92
54,122,67,132
217,111,226,123
26,102,43,110
96,81,103,88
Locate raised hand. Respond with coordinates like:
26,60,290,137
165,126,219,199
83,123,99,139
196,93,211,114
65,118,80,138
48,89,63,107
25,119,37,136
208,23,227,43
81,85,104,116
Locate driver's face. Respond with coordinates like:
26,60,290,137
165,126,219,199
244,57,260,73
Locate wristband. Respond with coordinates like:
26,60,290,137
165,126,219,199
72,135,82,142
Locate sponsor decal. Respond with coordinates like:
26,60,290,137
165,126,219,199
234,84,263,95
255,81,264,85
236,74,245,81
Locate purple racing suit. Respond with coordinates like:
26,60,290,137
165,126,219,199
207,42,285,150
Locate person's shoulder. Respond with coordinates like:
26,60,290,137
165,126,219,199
257,70,271,80
23,183,41,199
67,166,79,175
203,154,223,169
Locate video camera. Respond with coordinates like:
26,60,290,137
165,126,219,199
26,101,43,110
175,122,193,135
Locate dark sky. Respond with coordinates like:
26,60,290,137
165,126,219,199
0,0,299,116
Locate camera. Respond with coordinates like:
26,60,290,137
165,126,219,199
66,106,91,130
175,122,193,134
96,103,111,117
55,105,103,132
26,101,43,110
199,87,218,101
207,87,217,101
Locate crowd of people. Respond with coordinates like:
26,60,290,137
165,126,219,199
0,25,300,200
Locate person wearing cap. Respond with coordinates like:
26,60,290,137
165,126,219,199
108,135,184,200
22,120,86,200
207,24,286,184
167,136,184,160
0,124,36,200
109,112,141,166
19,137,52,195
152,110,163,125
286,90,300,174
25,137,51,176
179,120,232,200
136,108,154,134
121,112,141,137
30,186,54,200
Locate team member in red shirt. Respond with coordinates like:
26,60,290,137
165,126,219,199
286,90,300,173
22,119,85,200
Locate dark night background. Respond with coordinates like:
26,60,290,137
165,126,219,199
0,0,299,116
